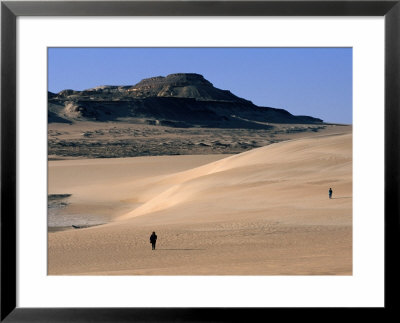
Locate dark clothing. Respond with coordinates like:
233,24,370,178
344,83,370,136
329,189,333,199
150,233,157,250
150,234,157,243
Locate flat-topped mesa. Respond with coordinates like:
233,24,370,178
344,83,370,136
49,73,323,125
54,73,249,103
134,73,213,89
128,73,244,102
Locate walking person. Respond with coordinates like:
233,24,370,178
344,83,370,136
329,188,333,199
150,231,157,250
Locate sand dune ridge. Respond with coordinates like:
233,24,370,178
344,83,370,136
118,133,351,222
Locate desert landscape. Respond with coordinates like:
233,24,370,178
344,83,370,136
48,73,352,275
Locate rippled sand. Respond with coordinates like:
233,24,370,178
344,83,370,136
48,131,352,275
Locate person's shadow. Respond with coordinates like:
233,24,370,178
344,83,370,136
157,248,205,251
331,196,352,200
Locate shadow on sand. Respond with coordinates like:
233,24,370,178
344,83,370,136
331,196,352,200
157,248,205,251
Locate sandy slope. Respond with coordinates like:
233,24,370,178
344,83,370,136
48,154,229,226
48,132,352,275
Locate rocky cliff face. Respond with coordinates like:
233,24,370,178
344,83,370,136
48,73,322,128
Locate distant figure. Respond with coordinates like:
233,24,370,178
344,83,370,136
150,231,158,250
329,188,333,199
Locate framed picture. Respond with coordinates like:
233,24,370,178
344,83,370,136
1,0,399,321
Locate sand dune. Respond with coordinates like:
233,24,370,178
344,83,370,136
48,154,229,226
117,133,351,224
48,132,352,275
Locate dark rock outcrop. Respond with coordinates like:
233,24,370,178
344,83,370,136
48,73,323,127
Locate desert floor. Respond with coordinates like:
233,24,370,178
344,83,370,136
48,129,352,275
48,121,347,159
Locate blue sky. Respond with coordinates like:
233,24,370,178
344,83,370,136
48,48,352,124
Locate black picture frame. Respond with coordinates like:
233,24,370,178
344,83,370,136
1,0,399,321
